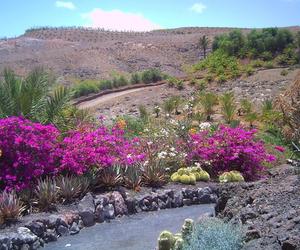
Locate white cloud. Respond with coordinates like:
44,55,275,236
81,8,161,31
55,1,76,10
190,3,207,14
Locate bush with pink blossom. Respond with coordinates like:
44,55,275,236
188,126,276,180
59,125,145,175
0,117,61,191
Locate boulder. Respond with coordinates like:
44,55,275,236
78,193,95,227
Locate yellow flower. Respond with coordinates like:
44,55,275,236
189,128,197,135
117,119,126,130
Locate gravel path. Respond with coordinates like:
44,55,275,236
44,204,215,250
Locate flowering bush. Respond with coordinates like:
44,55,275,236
0,117,60,191
188,126,276,180
60,125,145,175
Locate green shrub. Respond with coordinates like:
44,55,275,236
130,72,141,84
138,105,149,121
196,80,207,91
98,79,113,90
120,116,146,137
280,69,288,76
193,50,242,82
251,59,264,68
73,80,99,97
141,68,162,84
175,79,184,90
264,61,274,69
112,75,128,88
183,218,244,250
189,78,197,85
245,65,254,76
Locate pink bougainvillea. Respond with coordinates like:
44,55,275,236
187,126,276,180
0,117,61,191
59,125,145,175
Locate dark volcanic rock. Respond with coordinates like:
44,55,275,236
217,164,300,250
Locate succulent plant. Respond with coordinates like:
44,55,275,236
219,171,244,183
158,230,175,250
34,177,58,210
181,219,194,240
56,175,82,203
180,174,191,184
171,167,210,184
0,190,25,223
123,163,142,191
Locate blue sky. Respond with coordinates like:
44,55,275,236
1,0,299,37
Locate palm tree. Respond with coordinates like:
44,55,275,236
199,35,209,59
220,92,236,124
0,68,70,124
199,92,218,121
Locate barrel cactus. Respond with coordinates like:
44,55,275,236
170,167,210,184
158,230,175,250
219,171,244,183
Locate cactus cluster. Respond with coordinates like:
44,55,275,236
157,219,194,250
171,167,210,185
219,171,244,183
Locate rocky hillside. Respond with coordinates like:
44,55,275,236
1,26,299,81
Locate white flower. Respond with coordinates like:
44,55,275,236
169,152,176,157
170,147,175,152
199,122,211,131
169,119,178,125
147,141,153,145
144,128,149,132
158,151,168,159
127,154,132,159
195,162,201,168
181,126,185,130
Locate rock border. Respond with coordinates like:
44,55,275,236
0,186,217,250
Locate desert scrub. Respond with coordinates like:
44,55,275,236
183,218,244,250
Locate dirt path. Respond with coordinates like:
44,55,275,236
77,87,151,110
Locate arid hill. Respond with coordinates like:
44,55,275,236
0,26,299,81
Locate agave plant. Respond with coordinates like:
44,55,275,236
96,165,123,189
142,160,168,188
34,177,58,211
0,68,71,125
123,163,142,191
0,190,25,223
220,92,236,124
56,175,82,203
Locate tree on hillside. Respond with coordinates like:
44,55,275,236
199,35,209,58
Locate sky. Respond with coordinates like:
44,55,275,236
0,0,299,38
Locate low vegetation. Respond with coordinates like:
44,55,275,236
73,68,165,98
